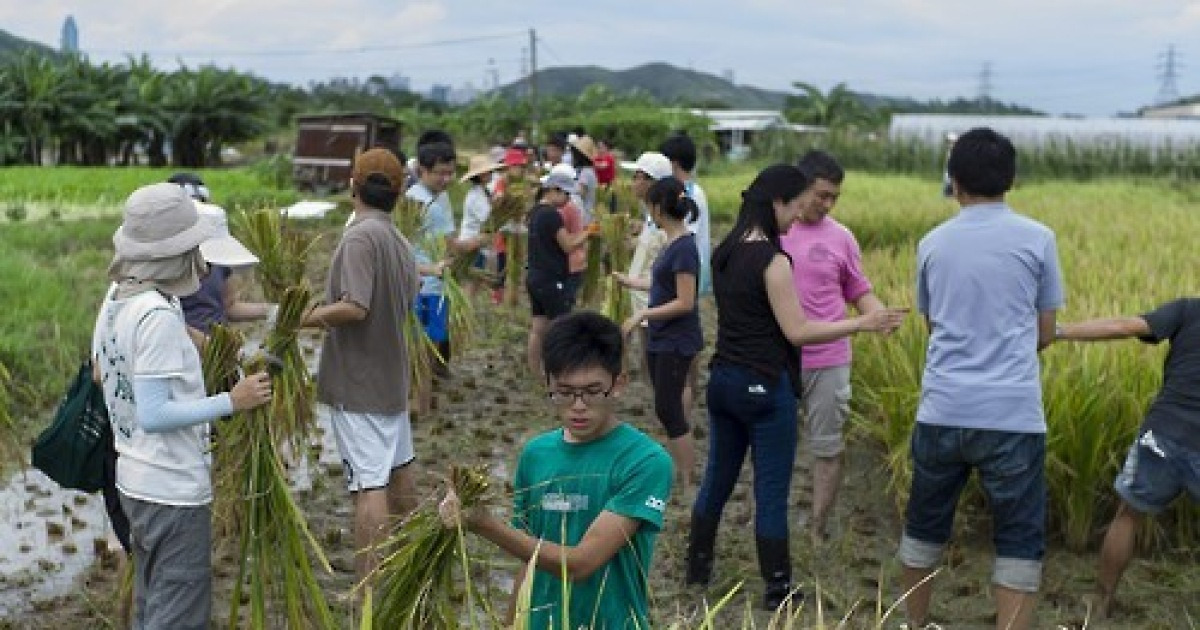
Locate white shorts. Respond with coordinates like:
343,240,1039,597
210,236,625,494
328,406,415,492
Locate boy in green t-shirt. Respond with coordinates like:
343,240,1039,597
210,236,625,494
441,311,674,629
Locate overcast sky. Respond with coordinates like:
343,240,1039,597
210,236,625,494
5,1,1198,116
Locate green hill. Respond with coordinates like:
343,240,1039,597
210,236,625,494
0,28,56,58
498,62,789,109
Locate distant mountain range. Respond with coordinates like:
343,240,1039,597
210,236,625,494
497,62,1042,115
497,62,791,109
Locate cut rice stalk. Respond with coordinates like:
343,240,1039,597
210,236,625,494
368,465,492,629
232,209,319,302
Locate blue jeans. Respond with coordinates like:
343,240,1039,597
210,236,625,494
693,362,797,540
900,423,1046,592
1115,429,1200,515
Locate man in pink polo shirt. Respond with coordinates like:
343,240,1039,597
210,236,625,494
780,150,889,544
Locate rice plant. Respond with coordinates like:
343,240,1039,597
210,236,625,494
366,465,493,629
233,208,319,302
204,324,337,629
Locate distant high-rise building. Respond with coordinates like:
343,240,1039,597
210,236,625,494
722,68,735,84
386,73,411,92
429,84,451,104
61,15,79,53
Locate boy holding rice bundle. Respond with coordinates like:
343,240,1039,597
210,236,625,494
440,311,673,629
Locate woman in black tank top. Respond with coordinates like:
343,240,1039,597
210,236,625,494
686,164,905,610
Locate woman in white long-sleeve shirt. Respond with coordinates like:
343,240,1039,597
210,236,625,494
93,183,272,630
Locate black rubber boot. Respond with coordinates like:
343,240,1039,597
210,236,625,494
685,513,720,585
756,536,798,611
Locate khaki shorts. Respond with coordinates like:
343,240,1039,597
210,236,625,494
328,406,415,492
800,366,851,458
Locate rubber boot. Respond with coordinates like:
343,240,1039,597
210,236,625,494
685,513,720,585
756,536,798,611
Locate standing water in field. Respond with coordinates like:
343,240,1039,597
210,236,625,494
0,466,113,616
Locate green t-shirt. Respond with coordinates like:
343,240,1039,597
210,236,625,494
510,422,673,630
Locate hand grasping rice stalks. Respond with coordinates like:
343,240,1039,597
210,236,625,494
423,236,476,351
233,209,319,302
366,465,492,629
210,352,338,630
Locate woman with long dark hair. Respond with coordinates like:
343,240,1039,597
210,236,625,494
686,164,906,610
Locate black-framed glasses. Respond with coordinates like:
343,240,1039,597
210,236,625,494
546,382,617,407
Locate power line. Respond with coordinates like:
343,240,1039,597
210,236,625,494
87,31,525,58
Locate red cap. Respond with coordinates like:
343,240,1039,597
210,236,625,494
503,147,528,166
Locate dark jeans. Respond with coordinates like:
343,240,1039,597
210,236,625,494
904,423,1046,563
693,362,797,540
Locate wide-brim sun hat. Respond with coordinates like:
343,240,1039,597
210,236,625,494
540,163,578,194
569,135,597,161
459,154,505,183
195,201,259,267
113,183,214,262
619,152,673,181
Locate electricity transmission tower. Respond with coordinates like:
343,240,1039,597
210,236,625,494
1156,45,1182,105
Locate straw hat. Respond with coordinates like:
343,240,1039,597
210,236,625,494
569,135,597,161
460,154,504,183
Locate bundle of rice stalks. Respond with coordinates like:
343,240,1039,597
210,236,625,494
502,230,526,308
369,465,492,629
608,179,641,220
600,211,632,272
403,309,438,406
233,209,318,302
600,274,632,324
578,212,608,306
212,353,337,630
482,187,529,236
423,236,476,350
261,284,316,454
394,197,428,242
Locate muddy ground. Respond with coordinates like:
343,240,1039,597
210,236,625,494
2,226,1197,629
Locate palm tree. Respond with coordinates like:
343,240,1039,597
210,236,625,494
786,81,881,130
165,65,268,167
0,51,69,165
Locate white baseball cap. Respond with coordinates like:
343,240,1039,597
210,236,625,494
620,152,673,181
195,201,259,268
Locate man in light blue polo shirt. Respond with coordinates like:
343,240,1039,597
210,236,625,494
405,141,458,369
898,128,1064,630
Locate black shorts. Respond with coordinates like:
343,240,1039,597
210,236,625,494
526,276,573,319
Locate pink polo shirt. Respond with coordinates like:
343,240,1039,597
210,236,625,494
780,217,873,369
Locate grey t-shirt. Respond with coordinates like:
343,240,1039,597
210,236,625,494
316,209,419,414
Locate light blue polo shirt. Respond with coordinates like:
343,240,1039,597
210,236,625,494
915,202,1064,433
405,182,456,296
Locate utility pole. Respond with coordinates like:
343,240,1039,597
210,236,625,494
977,62,994,111
1156,45,1182,105
529,28,539,145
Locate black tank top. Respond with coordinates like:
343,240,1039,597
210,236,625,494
712,240,800,395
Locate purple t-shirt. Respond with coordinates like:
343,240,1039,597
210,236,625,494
780,218,872,369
